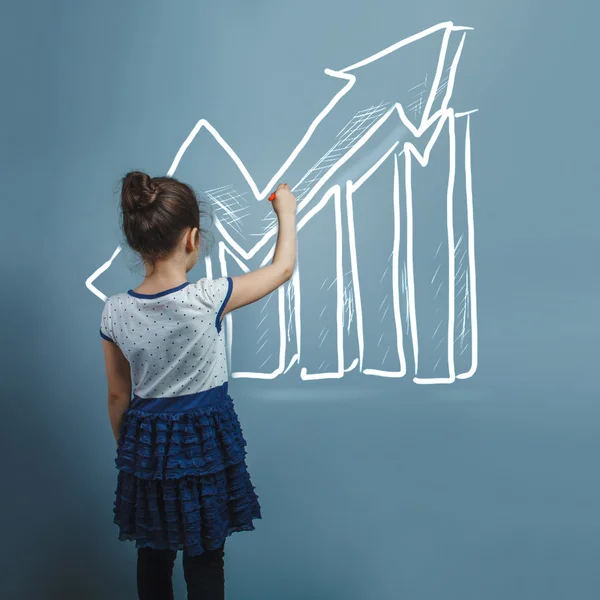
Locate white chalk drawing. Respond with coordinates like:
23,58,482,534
87,21,478,384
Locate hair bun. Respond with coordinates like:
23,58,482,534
121,171,161,214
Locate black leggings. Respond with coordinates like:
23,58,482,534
137,544,225,600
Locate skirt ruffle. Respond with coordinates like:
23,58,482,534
113,392,262,556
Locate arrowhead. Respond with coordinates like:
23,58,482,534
326,22,470,133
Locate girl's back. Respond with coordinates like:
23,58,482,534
101,278,231,398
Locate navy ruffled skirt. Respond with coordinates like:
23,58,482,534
113,382,262,556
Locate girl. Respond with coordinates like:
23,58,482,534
100,172,297,600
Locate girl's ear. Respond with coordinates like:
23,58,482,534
186,227,199,252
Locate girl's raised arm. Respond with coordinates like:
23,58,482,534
221,184,297,317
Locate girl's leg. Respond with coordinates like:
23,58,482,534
137,547,178,600
182,544,225,600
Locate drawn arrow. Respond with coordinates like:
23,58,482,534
86,21,472,302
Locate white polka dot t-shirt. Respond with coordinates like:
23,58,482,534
100,277,232,399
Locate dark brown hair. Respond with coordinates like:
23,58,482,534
120,171,212,265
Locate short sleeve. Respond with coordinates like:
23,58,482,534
100,299,115,343
193,277,233,332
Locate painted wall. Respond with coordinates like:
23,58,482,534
2,1,598,598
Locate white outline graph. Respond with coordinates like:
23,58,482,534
86,21,478,384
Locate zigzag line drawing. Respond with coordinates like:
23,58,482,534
86,20,478,384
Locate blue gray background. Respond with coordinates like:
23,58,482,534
2,1,599,599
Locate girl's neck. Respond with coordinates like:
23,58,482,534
133,265,189,294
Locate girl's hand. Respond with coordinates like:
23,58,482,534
272,183,296,217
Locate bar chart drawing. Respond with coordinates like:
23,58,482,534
87,21,478,384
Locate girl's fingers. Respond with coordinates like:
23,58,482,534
273,182,289,195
